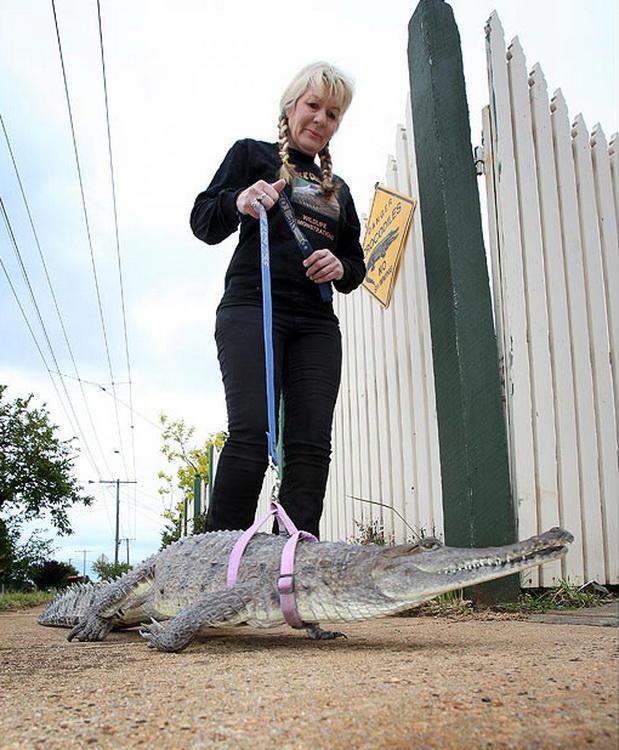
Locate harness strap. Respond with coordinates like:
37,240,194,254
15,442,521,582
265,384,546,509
226,501,297,587
278,529,317,628
226,501,317,629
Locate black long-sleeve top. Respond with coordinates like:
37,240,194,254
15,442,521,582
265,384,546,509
190,139,366,318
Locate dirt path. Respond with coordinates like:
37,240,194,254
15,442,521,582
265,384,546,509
1,607,617,749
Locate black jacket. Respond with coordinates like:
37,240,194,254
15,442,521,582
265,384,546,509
190,139,366,317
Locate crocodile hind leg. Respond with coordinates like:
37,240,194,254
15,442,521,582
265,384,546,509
139,585,254,653
68,560,156,643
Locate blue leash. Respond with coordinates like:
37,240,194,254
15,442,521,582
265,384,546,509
258,203,279,470
258,194,333,477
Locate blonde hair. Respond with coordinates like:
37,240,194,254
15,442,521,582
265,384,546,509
278,62,354,195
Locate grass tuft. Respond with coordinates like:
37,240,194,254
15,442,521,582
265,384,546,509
0,591,55,612
496,580,614,614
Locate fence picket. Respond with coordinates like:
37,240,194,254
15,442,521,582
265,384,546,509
393,125,422,533
481,104,507,395
550,91,606,583
404,102,443,535
366,157,403,541
591,125,619,421
339,296,354,538
507,38,560,585
384,153,414,540
356,283,372,525
572,113,618,584
529,63,584,583
369,266,395,535
609,134,619,221
485,12,539,584
348,291,363,532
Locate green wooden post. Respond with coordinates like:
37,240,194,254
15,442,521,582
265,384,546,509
193,474,202,529
207,443,214,505
408,0,518,600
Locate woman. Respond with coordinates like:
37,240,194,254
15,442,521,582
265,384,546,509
190,62,365,538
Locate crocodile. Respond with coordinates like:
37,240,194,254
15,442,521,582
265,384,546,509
38,526,573,652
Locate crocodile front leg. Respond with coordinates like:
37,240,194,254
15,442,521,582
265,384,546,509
139,585,254,653
68,561,155,643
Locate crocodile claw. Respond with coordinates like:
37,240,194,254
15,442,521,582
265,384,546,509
68,615,113,642
306,624,348,641
139,618,181,652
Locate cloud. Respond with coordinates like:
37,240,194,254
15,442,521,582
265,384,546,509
132,278,221,359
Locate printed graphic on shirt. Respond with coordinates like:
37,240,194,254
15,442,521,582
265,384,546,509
297,213,335,243
291,175,340,221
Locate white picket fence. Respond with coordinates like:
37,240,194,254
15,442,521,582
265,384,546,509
321,98,443,546
322,12,618,586
482,13,618,586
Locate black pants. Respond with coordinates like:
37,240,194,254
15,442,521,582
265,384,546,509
206,305,342,538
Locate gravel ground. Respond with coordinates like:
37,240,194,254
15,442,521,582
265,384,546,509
1,606,617,749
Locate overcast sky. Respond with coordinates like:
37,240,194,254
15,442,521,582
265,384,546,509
1,0,617,576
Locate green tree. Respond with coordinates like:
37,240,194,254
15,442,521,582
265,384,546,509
0,385,93,535
92,555,132,581
0,521,56,591
158,415,226,548
160,509,183,549
30,559,79,589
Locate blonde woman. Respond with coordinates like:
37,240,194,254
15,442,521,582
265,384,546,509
191,62,365,537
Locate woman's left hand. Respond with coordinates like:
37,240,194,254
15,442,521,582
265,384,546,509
303,249,344,283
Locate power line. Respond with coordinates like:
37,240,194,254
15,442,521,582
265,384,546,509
136,487,168,506
95,0,137,491
0,201,102,478
49,0,129,479
0,112,114,478
54,370,164,432
133,498,166,519
54,373,131,387
0,255,82,446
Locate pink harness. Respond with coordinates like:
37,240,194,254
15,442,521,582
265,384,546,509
226,499,317,629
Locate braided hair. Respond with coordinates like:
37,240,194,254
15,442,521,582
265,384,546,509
277,112,295,185
278,114,337,196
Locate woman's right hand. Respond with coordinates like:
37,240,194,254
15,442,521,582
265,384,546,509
236,178,286,219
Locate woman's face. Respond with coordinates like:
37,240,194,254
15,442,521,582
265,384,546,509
287,87,342,157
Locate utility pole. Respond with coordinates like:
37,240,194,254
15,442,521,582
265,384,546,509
89,479,137,564
118,538,135,565
74,549,89,577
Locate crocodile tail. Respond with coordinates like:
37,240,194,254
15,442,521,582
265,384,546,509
37,581,108,628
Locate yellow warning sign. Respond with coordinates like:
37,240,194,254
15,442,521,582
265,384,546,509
362,183,416,308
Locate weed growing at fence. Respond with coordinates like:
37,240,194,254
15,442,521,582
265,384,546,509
349,518,440,547
0,591,55,612
349,520,393,546
405,581,614,619
496,580,614,614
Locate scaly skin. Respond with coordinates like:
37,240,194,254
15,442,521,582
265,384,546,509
38,527,573,653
